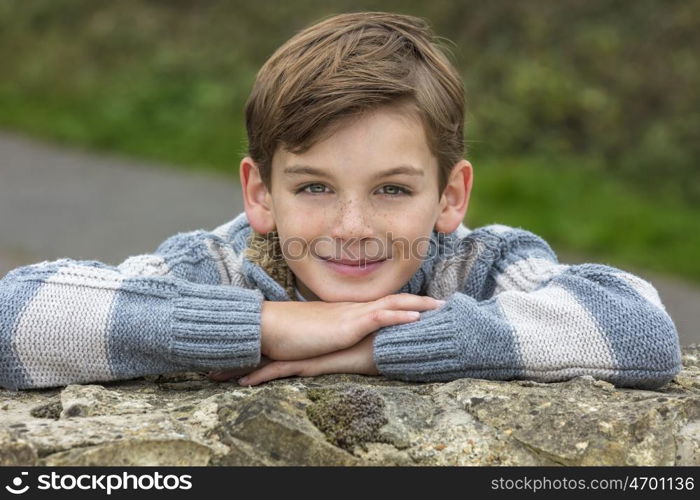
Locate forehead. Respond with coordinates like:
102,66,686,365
273,106,436,178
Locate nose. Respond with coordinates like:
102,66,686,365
328,198,376,242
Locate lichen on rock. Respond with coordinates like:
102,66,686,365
305,387,388,450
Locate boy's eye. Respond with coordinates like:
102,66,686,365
299,183,328,194
378,185,410,196
296,183,412,196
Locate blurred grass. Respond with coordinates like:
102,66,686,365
0,0,698,282
0,77,251,178
469,156,700,281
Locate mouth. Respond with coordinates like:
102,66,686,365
322,257,388,266
320,256,388,276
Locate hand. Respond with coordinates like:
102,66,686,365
260,293,444,361
237,333,379,386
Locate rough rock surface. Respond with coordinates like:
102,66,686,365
2,345,699,466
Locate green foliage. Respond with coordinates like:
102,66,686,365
470,156,700,281
450,0,700,203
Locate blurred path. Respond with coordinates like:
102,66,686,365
1,131,698,344
0,131,244,265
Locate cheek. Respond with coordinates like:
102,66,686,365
386,227,434,263
272,192,322,227
279,236,308,263
277,220,327,261
386,205,434,233
276,208,324,235
389,235,432,263
389,203,437,251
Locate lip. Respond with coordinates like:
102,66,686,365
325,257,387,265
321,257,387,276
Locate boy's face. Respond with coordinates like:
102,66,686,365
248,105,470,302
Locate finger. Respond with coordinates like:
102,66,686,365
359,308,424,333
239,361,302,386
380,293,446,311
240,337,378,386
240,352,349,386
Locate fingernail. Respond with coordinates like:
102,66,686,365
238,377,249,386
435,300,447,305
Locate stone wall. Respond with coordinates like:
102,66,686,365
2,345,699,466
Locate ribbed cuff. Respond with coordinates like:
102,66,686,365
171,282,264,370
373,301,462,381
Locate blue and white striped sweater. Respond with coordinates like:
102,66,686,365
0,212,682,390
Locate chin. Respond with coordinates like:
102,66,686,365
314,285,393,303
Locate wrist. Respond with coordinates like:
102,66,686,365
373,301,458,381
260,301,273,356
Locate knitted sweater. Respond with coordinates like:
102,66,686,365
0,212,681,391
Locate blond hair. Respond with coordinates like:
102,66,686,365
244,11,465,194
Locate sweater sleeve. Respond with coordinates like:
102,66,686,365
373,225,682,390
0,222,263,391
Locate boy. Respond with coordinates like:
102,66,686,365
0,12,681,391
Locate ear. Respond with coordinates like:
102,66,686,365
434,160,473,234
240,156,276,234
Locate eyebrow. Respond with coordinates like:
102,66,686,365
283,164,424,180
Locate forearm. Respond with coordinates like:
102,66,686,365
1,262,264,390
374,267,682,390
